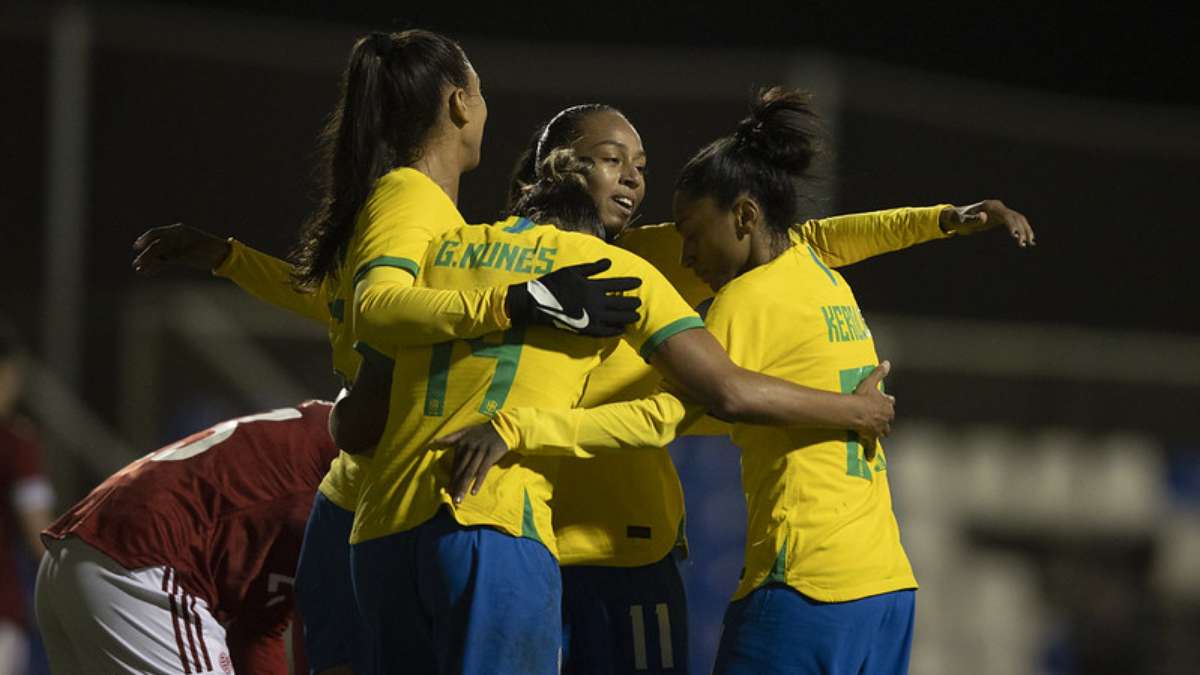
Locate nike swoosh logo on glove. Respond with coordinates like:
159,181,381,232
526,278,591,331
541,306,590,331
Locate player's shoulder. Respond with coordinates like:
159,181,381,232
374,167,429,191
614,221,676,255
369,167,452,208
706,250,798,317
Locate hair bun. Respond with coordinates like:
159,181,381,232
731,86,822,175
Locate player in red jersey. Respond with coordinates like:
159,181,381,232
35,401,337,675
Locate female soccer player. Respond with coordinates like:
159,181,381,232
134,29,640,675
498,103,1032,675
331,149,896,675
134,95,1026,675
438,88,1032,674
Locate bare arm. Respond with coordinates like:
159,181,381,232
438,328,893,501
649,328,891,432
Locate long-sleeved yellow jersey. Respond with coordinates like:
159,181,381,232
348,216,704,553
215,202,947,572
493,241,919,601
546,207,948,567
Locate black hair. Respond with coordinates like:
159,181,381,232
505,104,620,210
675,86,826,236
510,148,604,238
290,29,472,290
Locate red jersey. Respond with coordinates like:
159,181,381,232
44,401,337,635
0,415,48,625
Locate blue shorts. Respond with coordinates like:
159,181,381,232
351,507,562,675
713,585,915,675
561,551,689,675
294,492,365,675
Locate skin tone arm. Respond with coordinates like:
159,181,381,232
437,326,894,502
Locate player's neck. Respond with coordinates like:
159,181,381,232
744,228,788,273
412,140,465,204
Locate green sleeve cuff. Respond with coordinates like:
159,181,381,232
639,315,706,361
353,256,420,286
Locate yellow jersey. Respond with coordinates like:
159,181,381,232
215,167,512,510
546,207,948,568
492,241,921,601
701,243,917,602
349,216,704,554
213,202,946,566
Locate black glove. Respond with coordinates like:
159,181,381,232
506,259,642,337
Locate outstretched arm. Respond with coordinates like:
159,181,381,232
133,223,333,325
798,200,1034,268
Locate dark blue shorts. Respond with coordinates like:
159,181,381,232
561,551,689,675
294,492,365,674
351,507,562,675
713,585,915,675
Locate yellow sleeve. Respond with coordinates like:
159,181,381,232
606,248,706,361
793,205,952,268
347,170,512,347
615,223,713,308
213,239,332,326
355,267,511,348
492,390,707,457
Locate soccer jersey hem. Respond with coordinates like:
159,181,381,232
733,574,919,604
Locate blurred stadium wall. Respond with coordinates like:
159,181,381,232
2,3,1198,674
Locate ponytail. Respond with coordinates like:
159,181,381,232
290,29,471,290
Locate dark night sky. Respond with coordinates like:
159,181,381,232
120,1,1198,109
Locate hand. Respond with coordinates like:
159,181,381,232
940,200,1035,247
132,223,231,275
506,259,642,337
431,422,513,504
852,361,895,461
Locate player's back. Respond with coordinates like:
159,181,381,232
44,401,338,619
350,216,704,553
703,244,915,603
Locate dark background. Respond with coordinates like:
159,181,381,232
4,3,1199,674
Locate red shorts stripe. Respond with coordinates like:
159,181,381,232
166,569,192,674
180,590,204,672
191,594,214,671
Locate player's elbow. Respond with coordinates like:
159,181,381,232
703,377,755,422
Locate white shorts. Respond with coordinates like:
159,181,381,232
35,537,234,675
